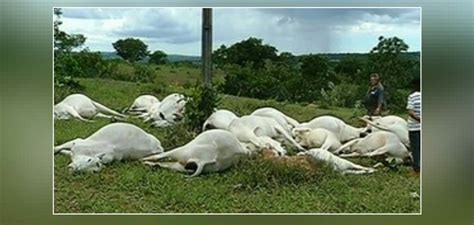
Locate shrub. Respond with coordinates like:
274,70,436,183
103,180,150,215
160,123,196,149
54,82,84,103
72,50,108,78
320,81,362,108
103,61,134,81
220,61,297,102
141,81,167,96
386,88,411,114
133,64,155,83
183,83,221,132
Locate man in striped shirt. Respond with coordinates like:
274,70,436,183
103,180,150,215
407,77,421,175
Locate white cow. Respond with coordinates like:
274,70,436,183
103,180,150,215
250,107,300,133
124,95,160,115
54,94,127,122
334,131,411,161
140,93,187,127
360,117,410,147
202,109,239,131
142,129,249,177
362,115,408,128
292,127,342,152
295,115,365,143
54,123,163,173
299,148,375,175
228,115,306,151
240,136,288,156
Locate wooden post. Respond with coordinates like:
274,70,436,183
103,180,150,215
202,8,212,84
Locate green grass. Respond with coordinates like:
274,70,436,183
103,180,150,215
54,78,420,213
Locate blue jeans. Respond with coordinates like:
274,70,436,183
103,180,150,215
409,131,420,172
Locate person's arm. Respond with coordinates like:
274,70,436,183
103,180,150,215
408,109,421,122
407,95,421,122
375,87,384,115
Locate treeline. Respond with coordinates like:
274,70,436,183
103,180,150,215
54,8,173,86
214,37,419,113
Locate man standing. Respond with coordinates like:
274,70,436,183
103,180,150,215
365,73,385,116
407,77,421,175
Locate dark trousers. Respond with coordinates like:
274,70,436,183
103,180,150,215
409,130,421,172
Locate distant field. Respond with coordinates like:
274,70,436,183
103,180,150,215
54,78,420,213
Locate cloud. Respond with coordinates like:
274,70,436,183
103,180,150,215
58,8,420,55
113,8,201,44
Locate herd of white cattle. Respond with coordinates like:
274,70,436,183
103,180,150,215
54,93,412,177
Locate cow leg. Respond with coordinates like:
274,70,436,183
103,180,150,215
249,135,264,150
94,113,113,119
143,161,188,173
66,107,93,122
373,162,385,168
54,138,82,154
143,116,153,123
99,153,114,164
342,169,373,175
137,113,150,119
96,113,127,121
348,163,376,173
274,125,305,151
363,147,389,158
57,149,72,156
339,152,361,158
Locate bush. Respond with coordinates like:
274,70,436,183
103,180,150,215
72,50,108,78
160,123,197,149
320,81,363,108
133,64,155,83
386,88,410,113
142,81,167,96
220,61,297,102
54,53,84,101
183,83,221,132
100,61,155,83
54,82,84,103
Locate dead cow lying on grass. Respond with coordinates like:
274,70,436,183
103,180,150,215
255,148,375,176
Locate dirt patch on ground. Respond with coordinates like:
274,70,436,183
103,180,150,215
257,148,318,172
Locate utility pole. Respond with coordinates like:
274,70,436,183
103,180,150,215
202,8,212,84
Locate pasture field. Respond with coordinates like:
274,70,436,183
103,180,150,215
54,78,420,213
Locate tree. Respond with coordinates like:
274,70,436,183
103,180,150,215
368,36,412,89
54,8,86,53
299,54,333,100
53,8,86,92
213,37,278,68
149,50,168,65
368,36,419,112
112,38,149,63
335,56,367,84
213,44,228,68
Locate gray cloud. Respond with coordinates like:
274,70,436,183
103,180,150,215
59,8,420,54
112,8,200,44
62,8,126,19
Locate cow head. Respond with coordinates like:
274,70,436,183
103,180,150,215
291,127,312,148
67,152,105,173
53,108,71,120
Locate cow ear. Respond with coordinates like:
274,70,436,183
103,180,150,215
300,128,311,133
253,127,264,136
95,152,106,161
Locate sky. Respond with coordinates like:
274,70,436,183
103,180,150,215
59,8,421,56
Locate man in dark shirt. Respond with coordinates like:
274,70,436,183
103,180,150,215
365,73,385,116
